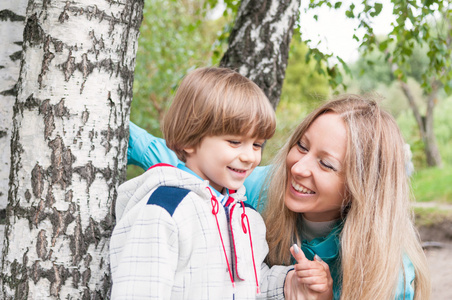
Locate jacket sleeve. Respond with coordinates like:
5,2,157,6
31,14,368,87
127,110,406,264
128,122,180,170
394,255,416,300
110,202,179,299
259,263,294,299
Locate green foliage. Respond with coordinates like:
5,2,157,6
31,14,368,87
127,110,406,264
280,33,330,109
131,0,230,136
307,0,452,96
262,101,310,165
411,165,452,204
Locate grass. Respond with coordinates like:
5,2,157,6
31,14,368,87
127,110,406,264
413,206,452,227
411,165,452,204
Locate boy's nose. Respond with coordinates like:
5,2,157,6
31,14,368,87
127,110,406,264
239,147,257,163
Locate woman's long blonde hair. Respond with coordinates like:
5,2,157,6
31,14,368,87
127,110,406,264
263,95,431,299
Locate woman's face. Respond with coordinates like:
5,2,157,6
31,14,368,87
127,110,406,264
285,112,347,222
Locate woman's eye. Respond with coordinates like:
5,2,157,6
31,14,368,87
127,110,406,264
297,141,308,152
320,160,336,171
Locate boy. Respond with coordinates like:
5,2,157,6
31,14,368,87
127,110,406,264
110,67,294,299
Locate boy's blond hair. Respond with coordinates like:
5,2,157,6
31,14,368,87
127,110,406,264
162,67,276,162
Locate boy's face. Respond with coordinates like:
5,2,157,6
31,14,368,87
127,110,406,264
184,134,265,193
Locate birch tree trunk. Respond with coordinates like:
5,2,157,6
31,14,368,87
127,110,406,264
220,0,301,109
400,80,442,167
1,0,143,298
0,1,27,211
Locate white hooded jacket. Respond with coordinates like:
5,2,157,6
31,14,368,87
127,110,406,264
110,164,292,299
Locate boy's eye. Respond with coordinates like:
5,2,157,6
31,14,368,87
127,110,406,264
253,143,263,149
228,140,241,145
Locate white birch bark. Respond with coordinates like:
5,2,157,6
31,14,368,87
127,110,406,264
0,1,27,211
1,0,143,298
220,0,301,108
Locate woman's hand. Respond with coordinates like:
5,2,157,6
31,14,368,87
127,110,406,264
284,244,333,300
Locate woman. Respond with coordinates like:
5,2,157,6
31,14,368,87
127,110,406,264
126,95,431,299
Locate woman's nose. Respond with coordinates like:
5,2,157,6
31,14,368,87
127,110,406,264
291,156,313,177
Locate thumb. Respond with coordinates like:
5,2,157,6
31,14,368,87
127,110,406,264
314,254,331,275
290,244,308,264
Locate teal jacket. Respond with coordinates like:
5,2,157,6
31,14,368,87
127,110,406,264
127,122,416,299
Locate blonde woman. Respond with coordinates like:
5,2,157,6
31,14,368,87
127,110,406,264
127,95,431,299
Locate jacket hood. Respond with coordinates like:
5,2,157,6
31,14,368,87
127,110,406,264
115,164,246,221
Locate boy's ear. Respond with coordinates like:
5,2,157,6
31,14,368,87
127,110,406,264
184,147,195,155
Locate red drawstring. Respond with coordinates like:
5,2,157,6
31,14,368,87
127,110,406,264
239,201,260,294
207,187,235,291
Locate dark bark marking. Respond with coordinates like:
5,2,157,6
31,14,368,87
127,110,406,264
84,218,101,247
54,99,68,118
100,126,113,154
48,136,75,189
39,98,69,139
31,260,41,284
2,250,30,299
0,208,6,224
73,162,95,192
31,164,45,199
79,53,94,93
0,130,7,138
45,185,55,207
40,99,55,139
23,13,44,47
65,190,73,202
89,30,105,60
49,204,76,247
23,94,41,110
32,199,47,227
9,51,22,62
58,2,70,23
0,9,26,22
36,230,48,259
81,109,89,124
69,215,85,265
88,129,94,142
82,268,91,286
53,40,64,52
83,253,92,281
50,263,69,297
38,36,56,88
63,50,76,81
72,269,80,288
24,190,31,202
0,86,18,97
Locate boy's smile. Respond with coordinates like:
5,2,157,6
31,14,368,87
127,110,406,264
184,134,265,193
